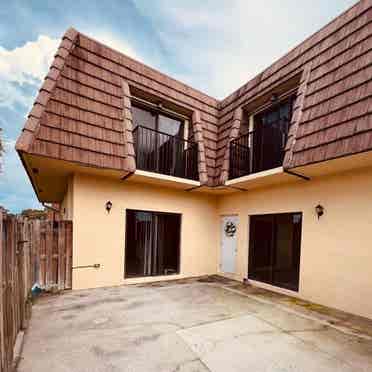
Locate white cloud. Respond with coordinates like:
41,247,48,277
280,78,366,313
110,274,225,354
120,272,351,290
86,29,142,62
0,136,41,212
0,35,59,85
134,0,357,99
0,35,59,109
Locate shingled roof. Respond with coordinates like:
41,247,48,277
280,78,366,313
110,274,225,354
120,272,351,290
217,0,372,183
16,0,372,187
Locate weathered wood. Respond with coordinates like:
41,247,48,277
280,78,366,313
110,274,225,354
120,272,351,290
65,221,73,290
45,221,53,288
0,211,73,372
58,221,66,290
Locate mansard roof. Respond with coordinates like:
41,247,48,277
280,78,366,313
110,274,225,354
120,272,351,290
16,0,372,186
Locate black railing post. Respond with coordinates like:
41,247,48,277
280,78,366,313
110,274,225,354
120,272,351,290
229,119,290,180
133,125,199,181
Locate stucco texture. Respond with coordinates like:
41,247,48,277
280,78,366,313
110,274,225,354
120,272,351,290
70,173,218,290
68,167,372,320
218,167,372,320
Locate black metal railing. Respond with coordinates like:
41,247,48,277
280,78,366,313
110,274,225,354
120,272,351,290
229,120,289,180
133,125,199,181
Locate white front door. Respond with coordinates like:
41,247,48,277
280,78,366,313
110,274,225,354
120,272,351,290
220,215,238,273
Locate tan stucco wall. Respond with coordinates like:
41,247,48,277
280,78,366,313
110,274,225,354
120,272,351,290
217,167,372,320
66,167,372,319
60,176,74,220
70,173,218,290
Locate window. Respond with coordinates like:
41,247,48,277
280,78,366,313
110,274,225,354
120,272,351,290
131,102,198,180
248,212,302,291
132,104,184,138
229,94,296,180
125,209,181,278
252,95,295,172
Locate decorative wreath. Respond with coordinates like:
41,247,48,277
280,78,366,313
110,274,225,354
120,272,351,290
224,221,237,237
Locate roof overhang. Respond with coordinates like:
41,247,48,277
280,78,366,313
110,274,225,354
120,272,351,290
289,150,372,178
18,152,124,203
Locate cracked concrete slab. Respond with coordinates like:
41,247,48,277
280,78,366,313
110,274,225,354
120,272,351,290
18,278,372,372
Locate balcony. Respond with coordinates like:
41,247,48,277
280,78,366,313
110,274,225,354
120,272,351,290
229,119,289,180
133,125,199,182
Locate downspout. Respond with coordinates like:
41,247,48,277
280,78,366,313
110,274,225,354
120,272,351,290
283,168,310,181
42,203,60,212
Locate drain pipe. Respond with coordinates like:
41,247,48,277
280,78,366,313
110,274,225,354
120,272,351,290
42,202,60,212
283,169,311,181
72,264,101,270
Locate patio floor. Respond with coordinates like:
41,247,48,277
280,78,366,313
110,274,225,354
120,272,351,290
18,276,372,372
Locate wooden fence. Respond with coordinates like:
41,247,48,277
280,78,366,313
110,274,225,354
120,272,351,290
0,209,72,372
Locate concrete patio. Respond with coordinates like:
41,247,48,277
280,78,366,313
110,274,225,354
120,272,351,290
18,276,372,372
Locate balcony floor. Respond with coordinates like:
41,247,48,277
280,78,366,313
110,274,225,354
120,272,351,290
225,167,297,190
127,169,200,190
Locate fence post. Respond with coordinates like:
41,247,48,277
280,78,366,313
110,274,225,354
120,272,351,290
57,222,66,290
65,221,73,290
45,221,53,289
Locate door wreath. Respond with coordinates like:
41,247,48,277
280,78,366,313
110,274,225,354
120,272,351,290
224,221,236,237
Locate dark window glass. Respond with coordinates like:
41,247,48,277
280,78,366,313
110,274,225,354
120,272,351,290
131,103,198,180
132,106,156,130
125,209,181,278
252,96,295,173
132,104,183,137
158,114,183,138
249,212,302,291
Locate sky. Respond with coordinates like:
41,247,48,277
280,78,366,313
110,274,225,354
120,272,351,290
0,0,357,213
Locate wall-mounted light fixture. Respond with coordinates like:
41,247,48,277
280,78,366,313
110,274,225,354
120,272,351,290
315,204,324,219
105,200,113,213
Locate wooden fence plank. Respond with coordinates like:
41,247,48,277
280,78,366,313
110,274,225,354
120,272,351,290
65,221,73,290
57,222,66,290
33,220,41,287
0,210,73,371
45,221,53,289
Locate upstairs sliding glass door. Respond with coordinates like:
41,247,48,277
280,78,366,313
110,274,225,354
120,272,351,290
252,96,294,173
132,105,185,176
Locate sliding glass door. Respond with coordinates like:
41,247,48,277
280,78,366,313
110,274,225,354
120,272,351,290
125,209,181,278
248,212,302,291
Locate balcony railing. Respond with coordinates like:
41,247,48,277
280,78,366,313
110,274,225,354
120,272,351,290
229,120,289,180
133,125,199,181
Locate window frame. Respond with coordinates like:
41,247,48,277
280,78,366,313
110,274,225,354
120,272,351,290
248,211,303,292
124,208,182,279
131,97,190,142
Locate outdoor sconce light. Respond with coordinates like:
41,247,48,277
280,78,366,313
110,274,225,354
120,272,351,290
105,200,113,213
315,204,324,219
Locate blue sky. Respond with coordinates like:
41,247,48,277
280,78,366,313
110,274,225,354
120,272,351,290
0,0,357,212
